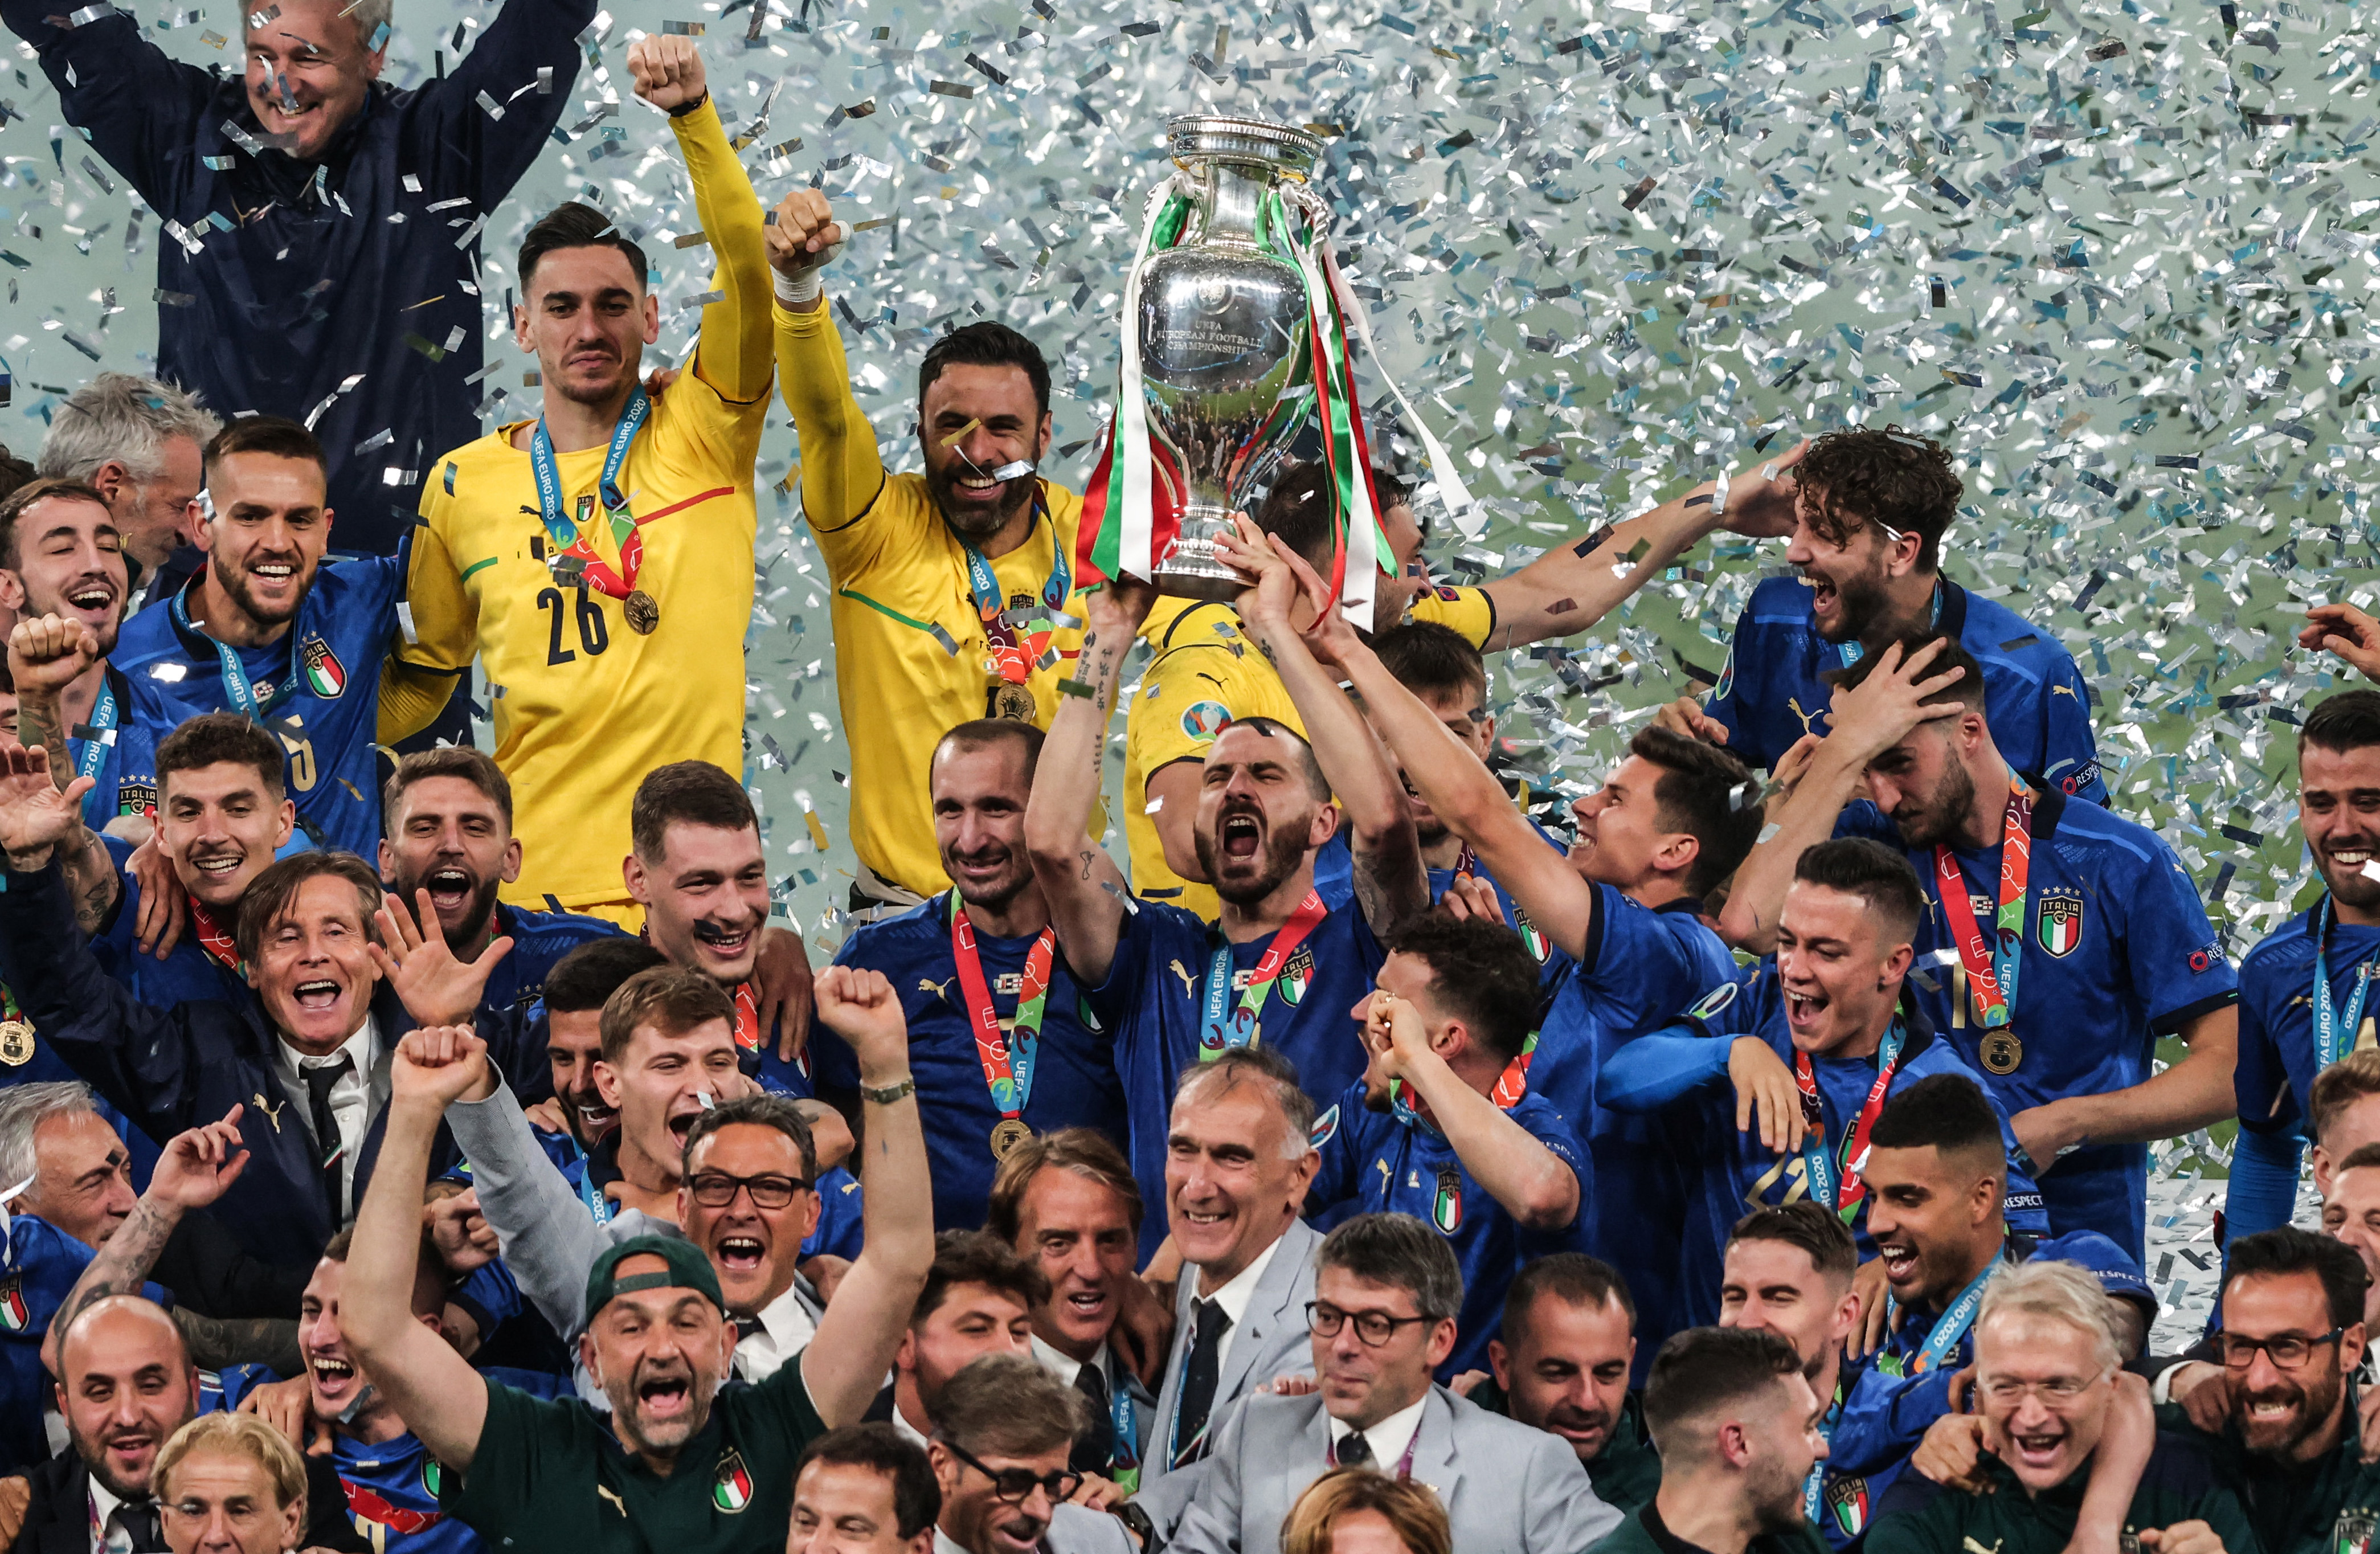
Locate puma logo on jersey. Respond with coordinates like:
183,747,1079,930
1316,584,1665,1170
1168,959,1196,996
918,976,955,1003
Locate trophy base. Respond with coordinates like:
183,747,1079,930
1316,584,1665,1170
1153,531,1255,601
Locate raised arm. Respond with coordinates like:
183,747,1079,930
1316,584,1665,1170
340,1028,497,1471
1364,995,1576,1230
1217,522,1426,931
0,0,211,213
1478,443,1805,651
629,37,772,408
437,1057,612,1339
9,619,123,931
799,967,933,1427
1025,579,1155,987
43,1107,250,1378
406,0,594,197
768,191,891,547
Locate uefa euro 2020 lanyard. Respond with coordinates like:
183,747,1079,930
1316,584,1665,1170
530,387,663,633
1794,1018,1905,1220
948,895,1056,1160
1936,776,2036,1031
1880,1254,2000,1377
171,586,297,721
2313,894,2380,1067
1197,891,1327,1058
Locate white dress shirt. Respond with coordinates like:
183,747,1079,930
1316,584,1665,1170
731,1279,819,1381
1192,1231,1285,1378
1030,1331,1117,1391
274,1019,377,1221
1327,1393,1428,1475
88,1476,126,1554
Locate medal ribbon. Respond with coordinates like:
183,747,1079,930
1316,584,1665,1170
170,586,295,719
1802,1394,1843,1523
1198,891,1327,1058
947,897,1056,1120
529,387,649,601
1887,1253,2000,1375
2313,895,2380,1068
1794,1018,1906,1218
963,488,1069,688
187,895,244,974
1935,776,2035,1029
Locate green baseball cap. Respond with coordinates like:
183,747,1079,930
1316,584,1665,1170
583,1234,726,1323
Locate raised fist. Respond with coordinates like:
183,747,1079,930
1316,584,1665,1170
627,34,706,113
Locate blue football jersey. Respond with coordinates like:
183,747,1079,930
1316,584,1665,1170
1082,897,1389,1260
69,666,150,832
1306,1079,1590,1378
1837,786,2238,1261
2234,902,2380,1138
112,553,406,858
479,903,622,1020
0,1215,170,1472
1600,966,2049,1335
1312,821,1579,987
821,894,1126,1234
89,835,253,1010
1703,575,2107,804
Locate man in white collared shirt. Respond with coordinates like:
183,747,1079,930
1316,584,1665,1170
866,1232,1045,1447
989,1127,1160,1488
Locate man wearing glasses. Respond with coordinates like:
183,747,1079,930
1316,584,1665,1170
925,1352,1136,1553
1862,1259,2252,1554
1156,1213,1619,1554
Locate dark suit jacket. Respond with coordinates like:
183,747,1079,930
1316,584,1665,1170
150,1213,312,1321
0,861,502,1265
11,1442,369,1554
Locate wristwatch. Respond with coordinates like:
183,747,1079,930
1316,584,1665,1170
858,1075,917,1106
1111,1502,1159,1551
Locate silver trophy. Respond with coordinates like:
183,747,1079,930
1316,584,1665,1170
1140,115,1324,599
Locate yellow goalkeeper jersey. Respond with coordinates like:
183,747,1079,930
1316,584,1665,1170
387,97,771,913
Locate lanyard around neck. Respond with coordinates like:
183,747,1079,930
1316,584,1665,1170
1936,775,2035,1028
2313,895,2380,1068
171,584,295,719
1197,891,1327,1060
1794,1019,1906,1218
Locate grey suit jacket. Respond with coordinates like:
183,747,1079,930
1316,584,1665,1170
1162,1385,1622,1554
1134,1217,1323,1523
1043,1503,1138,1554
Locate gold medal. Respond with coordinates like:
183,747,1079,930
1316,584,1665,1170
1979,1029,2022,1075
623,590,661,635
0,1020,34,1067
990,1117,1033,1160
989,681,1036,722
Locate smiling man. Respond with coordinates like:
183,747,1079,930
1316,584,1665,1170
0,0,590,564
1717,1205,1864,1548
1474,1254,1662,1517
822,722,1124,1234
0,480,140,836
108,417,408,859
865,1233,1046,1449
768,194,1090,922
35,375,220,612
925,1353,1136,1554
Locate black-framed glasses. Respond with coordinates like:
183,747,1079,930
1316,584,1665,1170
942,1440,1082,1506
2218,1328,2348,1371
1306,1301,1434,1348
686,1171,812,1209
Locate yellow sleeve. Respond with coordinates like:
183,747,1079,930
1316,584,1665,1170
1409,584,1498,651
776,300,893,578
670,97,772,408
379,487,476,742
377,658,461,743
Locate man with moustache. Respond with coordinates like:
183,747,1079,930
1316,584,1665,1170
821,723,1124,1234
1655,426,2105,805
767,194,1093,923
2227,691,2380,1238
987,1131,1158,1487
1716,1205,1864,1549
1468,1254,1662,1516
1026,522,1426,1236
1862,1261,2248,1554
393,38,785,922
107,418,404,858
0,482,142,835
1722,635,2238,1261
34,375,219,617
923,1355,1136,1554
1598,843,2047,1334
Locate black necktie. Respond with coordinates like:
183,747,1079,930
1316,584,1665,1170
1070,1357,1117,1474
734,1315,764,1342
1335,1431,1374,1470
1174,1299,1231,1467
111,1499,167,1554
302,1053,353,1221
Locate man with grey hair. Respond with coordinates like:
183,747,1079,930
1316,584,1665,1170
0,0,594,567
1134,1048,1324,1526
35,374,218,602
1151,1212,1620,1554
927,1353,1135,1553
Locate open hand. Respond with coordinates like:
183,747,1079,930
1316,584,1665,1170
1214,514,1301,634
1715,440,1809,540
1728,1037,1805,1155
2301,602,2380,681
238,1374,332,1458
0,743,92,869
1850,1257,1894,1359
370,888,511,1028
150,1106,250,1211
1650,693,1732,746
1825,637,1966,764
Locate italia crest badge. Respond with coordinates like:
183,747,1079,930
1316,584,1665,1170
1431,1166,1463,1234
713,1449,754,1514
1514,905,1549,964
300,637,347,700
419,1460,443,1498
2037,888,2084,958
2333,1510,2375,1554
1826,1475,1868,1537
1278,945,1315,1007
0,1277,24,1332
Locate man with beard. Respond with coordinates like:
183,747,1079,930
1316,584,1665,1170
2227,692,2380,1239
1584,1327,1829,1554
108,416,403,858
1598,845,2047,1335
390,37,779,924
1025,520,1427,1213
1331,607,1760,1357
1828,1075,2147,1519
527,937,667,1166
820,723,1124,1234
1304,914,1590,1378
1716,1205,1863,1549
768,193,1093,924
1862,1261,2248,1554
0,482,141,836
865,1233,1044,1449
341,1004,931,1554
34,375,219,619
923,1354,1135,1554
1722,635,2239,1261
1654,426,2105,807
1469,1254,1662,1517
